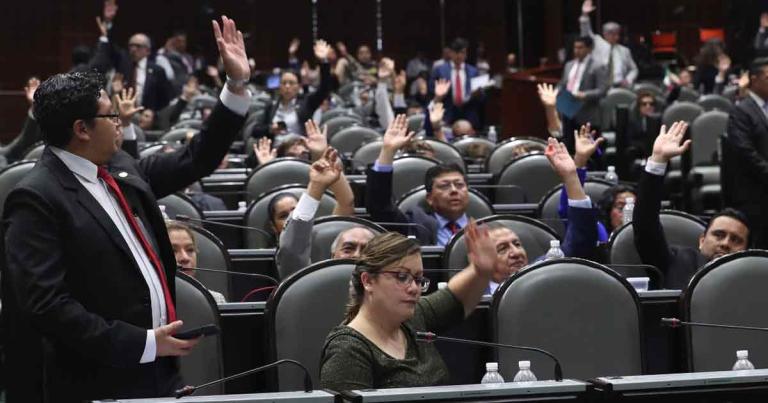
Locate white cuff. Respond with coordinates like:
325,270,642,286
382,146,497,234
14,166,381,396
567,196,592,209
99,36,108,43
645,159,668,176
122,123,137,141
219,85,250,117
292,192,320,221
139,330,156,363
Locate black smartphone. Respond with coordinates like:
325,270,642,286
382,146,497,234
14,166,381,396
276,121,287,131
174,324,220,340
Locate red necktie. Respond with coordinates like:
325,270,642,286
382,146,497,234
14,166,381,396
447,221,460,235
97,167,177,323
453,64,463,105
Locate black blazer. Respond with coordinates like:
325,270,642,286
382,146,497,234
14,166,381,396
723,96,768,214
136,60,175,112
633,171,708,289
1,101,244,402
251,62,332,139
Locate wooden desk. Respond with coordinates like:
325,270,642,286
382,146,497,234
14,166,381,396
501,66,562,140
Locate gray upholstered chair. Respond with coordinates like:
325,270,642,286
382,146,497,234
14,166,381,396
452,137,495,162
492,258,644,380
396,186,494,223
22,142,45,161
330,126,381,156
157,192,203,221
243,185,336,249
536,179,614,238
307,216,385,265
485,137,547,176
171,119,203,130
496,153,559,203
662,101,703,127
683,250,768,372
160,128,200,143
600,88,637,129
186,224,232,301
608,210,706,265
175,272,224,395
0,160,36,215
697,94,733,113
139,142,166,159
391,155,439,202
677,87,701,103
442,214,558,270
245,158,311,203
633,82,664,97
320,108,361,125
325,116,361,139
406,113,425,132
191,94,218,111
423,139,465,168
690,110,728,166
266,259,356,391
351,140,383,173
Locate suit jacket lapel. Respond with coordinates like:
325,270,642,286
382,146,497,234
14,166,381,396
745,96,768,132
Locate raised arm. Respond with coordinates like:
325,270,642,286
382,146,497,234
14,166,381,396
538,83,562,137
366,115,415,225
305,119,356,215
447,220,502,317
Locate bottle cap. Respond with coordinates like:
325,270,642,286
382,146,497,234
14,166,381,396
607,165,616,172
550,240,560,247
518,360,531,369
437,282,448,290
737,350,749,359
238,201,247,208
625,197,635,204
159,205,166,212
485,362,499,371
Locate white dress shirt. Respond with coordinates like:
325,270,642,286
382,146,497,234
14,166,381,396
134,57,147,107
567,58,588,93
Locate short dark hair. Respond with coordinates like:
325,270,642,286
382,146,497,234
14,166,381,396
574,36,594,48
749,57,768,78
450,37,469,53
597,184,637,232
706,207,751,245
267,192,298,225
424,163,466,193
275,137,306,158
33,71,106,148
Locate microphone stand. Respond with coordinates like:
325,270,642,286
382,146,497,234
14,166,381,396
661,318,768,332
174,359,312,398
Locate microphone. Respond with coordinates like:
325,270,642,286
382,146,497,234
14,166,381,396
175,214,273,239
174,359,313,398
415,331,563,381
176,266,278,284
661,318,768,332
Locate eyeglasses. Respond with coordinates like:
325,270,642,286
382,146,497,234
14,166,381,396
91,113,120,124
378,270,430,292
433,180,467,192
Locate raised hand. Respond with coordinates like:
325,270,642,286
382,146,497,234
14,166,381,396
304,119,328,160
465,219,504,278
24,77,40,107
378,114,415,165
429,102,445,125
288,38,300,55
738,71,750,89
573,123,605,168
537,83,558,107
253,137,276,165
761,12,768,29
378,57,395,80
582,0,595,15
434,78,451,100
212,16,250,88
113,87,144,126
545,137,577,178
651,121,690,163
309,147,342,190
314,39,331,61
336,41,348,57
96,16,109,37
394,70,407,94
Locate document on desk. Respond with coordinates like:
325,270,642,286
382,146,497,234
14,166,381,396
470,74,494,92
556,90,583,119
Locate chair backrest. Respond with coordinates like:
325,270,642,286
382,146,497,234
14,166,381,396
496,153,559,203
157,192,203,221
325,116,361,139
600,88,637,129
407,114,425,132
452,137,495,162
442,214,558,269
422,139,465,168
683,250,768,372
191,94,218,110
697,94,733,113
351,140,383,173
320,108,360,125
139,142,167,159
677,87,701,103
330,126,381,156
536,179,614,238
175,273,224,394
608,210,707,265
493,258,644,380
245,158,311,203
0,160,36,215
485,137,547,176
307,216,386,265
396,186,495,223
22,142,45,161
391,155,439,201
690,110,728,166
187,224,232,301
662,101,704,127
267,259,356,391
160,128,200,143
171,119,203,130
633,82,664,98
243,185,336,249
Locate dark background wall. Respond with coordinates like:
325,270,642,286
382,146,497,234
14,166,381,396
0,0,765,141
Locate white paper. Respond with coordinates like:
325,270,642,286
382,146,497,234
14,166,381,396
470,74,493,92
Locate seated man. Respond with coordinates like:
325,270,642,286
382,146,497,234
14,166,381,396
367,115,468,245
486,137,599,294
634,121,750,289
166,221,226,304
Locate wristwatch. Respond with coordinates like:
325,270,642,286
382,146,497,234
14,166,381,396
226,75,248,91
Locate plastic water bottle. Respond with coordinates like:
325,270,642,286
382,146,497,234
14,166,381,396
480,362,505,384
622,197,635,225
732,350,756,370
513,360,538,382
159,205,170,220
487,126,498,143
545,240,565,260
238,201,248,212
605,166,619,184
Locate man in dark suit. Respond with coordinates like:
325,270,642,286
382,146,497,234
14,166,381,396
634,122,750,289
430,38,485,129
1,16,250,402
121,33,176,111
723,57,768,249
558,36,608,153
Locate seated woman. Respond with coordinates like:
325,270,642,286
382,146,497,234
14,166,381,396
166,220,227,304
320,221,500,391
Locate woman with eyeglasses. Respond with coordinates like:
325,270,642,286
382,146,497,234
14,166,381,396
320,221,501,391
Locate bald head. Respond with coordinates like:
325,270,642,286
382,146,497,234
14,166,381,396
128,33,152,62
451,119,475,139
